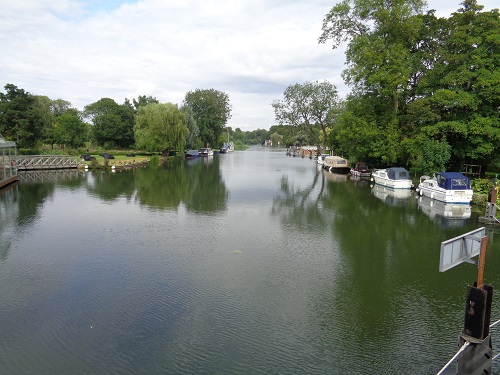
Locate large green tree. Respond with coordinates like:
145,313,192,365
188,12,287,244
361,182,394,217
408,1,500,170
183,89,231,147
53,112,88,148
134,103,188,152
0,84,41,148
318,0,428,165
272,80,338,145
84,98,135,148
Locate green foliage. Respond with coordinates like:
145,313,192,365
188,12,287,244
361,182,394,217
183,89,231,147
134,103,188,152
420,139,451,175
0,83,41,148
84,98,135,148
316,1,500,170
471,178,494,195
272,80,338,145
53,113,87,148
149,154,160,167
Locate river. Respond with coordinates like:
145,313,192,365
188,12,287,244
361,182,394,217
0,147,499,374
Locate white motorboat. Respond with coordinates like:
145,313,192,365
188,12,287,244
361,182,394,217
371,167,412,189
417,172,473,204
198,148,214,157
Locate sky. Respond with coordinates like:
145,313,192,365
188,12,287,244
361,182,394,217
0,0,498,131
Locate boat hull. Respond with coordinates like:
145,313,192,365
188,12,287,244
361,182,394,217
418,184,473,204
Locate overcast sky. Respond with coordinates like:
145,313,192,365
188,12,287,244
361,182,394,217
1,0,498,131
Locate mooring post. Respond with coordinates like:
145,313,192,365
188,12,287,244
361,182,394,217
457,236,494,374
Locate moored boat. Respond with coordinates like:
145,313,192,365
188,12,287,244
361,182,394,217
317,154,329,166
323,155,350,174
417,172,473,204
220,142,234,154
350,162,371,178
198,147,214,157
185,150,200,159
371,167,412,189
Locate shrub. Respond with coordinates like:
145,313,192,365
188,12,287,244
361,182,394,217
471,178,494,195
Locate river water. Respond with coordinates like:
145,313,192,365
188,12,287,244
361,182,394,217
1,147,499,374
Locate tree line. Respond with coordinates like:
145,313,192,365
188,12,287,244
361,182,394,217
272,0,499,175
0,84,268,153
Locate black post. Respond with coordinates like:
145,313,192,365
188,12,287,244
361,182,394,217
457,284,494,374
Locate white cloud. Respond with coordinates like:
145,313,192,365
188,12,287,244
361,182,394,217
0,0,498,130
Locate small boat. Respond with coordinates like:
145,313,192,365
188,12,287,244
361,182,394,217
220,142,234,154
350,162,371,178
198,148,214,157
185,150,200,159
371,167,412,189
323,156,350,174
317,154,329,166
417,172,473,204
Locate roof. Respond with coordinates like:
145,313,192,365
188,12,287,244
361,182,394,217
438,172,468,179
387,167,409,174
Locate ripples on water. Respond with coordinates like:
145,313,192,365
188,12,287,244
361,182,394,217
0,149,499,374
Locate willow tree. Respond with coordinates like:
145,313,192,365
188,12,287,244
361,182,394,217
134,103,188,153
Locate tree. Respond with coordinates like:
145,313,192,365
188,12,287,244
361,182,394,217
0,83,40,148
319,0,426,114
134,103,188,152
269,132,283,147
84,98,135,148
180,105,200,149
272,80,338,145
53,113,88,148
420,139,451,175
407,1,500,170
183,89,231,147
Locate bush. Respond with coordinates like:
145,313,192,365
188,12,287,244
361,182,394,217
471,178,494,195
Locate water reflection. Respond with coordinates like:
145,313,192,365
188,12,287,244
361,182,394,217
322,171,348,183
417,195,471,228
371,184,412,206
11,158,228,214
0,184,19,260
1,150,497,374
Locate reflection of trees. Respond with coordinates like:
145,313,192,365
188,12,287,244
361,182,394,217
86,170,135,201
183,156,228,212
272,170,488,371
271,167,327,232
0,185,19,260
134,161,187,209
315,180,483,372
133,157,228,213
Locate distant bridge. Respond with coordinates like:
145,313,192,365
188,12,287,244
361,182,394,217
15,155,81,170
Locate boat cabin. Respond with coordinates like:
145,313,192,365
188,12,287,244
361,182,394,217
386,167,410,181
436,172,471,190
